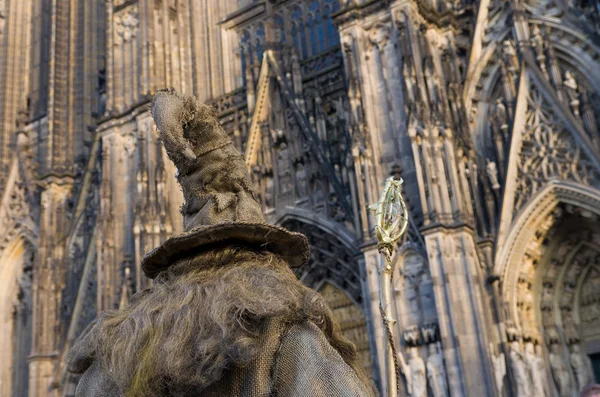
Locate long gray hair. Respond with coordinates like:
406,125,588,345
93,247,372,396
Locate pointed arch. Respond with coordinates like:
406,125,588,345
495,180,600,310
0,232,36,397
274,208,374,377
274,208,362,305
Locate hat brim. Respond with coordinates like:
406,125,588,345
141,222,310,278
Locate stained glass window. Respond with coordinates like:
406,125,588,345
309,1,321,55
325,0,340,47
291,6,308,59
240,30,251,85
256,23,265,62
275,14,285,44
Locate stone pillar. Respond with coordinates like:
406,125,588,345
0,0,32,183
424,228,494,397
28,182,72,397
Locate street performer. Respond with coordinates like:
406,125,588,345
66,88,377,397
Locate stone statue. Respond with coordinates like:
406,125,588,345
486,159,501,190
277,142,292,197
495,98,508,130
509,341,531,397
295,162,308,198
571,344,593,391
502,40,518,72
490,345,506,396
549,343,572,397
426,343,448,397
405,347,427,397
564,70,580,116
524,342,547,397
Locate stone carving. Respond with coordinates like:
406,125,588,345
581,268,600,329
368,23,391,51
276,142,292,197
502,40,519,73
494,98,508,131
524,342,547,397
562,312,579,344
509,341,531,397
490,347,506,396
402,347,427,397
564,71,580,117
549,343,572,397
540,285,553,311
403,251,426,284
426,343,448,397
514,84,600,213
403,326,422,347
295,162,308,198
421,323,439,344
4,1,600,395
114,7,139,43
570,344,593,391
486,159,501,190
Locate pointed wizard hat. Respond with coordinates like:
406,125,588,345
141,88,310,279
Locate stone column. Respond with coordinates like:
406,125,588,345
424,228,494,397
367,24,396,163
28,182,72,397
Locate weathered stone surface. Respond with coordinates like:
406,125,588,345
1,1,600,396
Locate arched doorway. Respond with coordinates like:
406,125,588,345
533,205,600,394
497,182,600,396
0,235,35,397
280,217,374,375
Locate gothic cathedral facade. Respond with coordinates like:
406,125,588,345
0,0,599,396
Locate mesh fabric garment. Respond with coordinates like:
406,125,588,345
71,317,377,397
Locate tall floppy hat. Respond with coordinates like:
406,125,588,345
141,88,310,279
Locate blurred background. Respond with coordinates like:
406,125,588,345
0,0,599,396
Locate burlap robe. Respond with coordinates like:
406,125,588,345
70,317,375,397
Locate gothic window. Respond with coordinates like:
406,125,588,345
240,30,251,86
308,1,322,56
324,0,340,48
274,14,285,44
236,0,342,79
291,6,308,59
255,23,265,62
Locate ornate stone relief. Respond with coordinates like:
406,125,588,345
508,341,532,397
549,343,572,397
114,7,139,44
513,84,600,214
525,22,600,146
284,219,363,304
580,266,600,338
567,0,600,35
403,346,427,397
403,325,422,347
403,250,427,285
569,344,594,391
426,342,448,397
491,349,506,396
0,176,36,254
368,23,391,52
